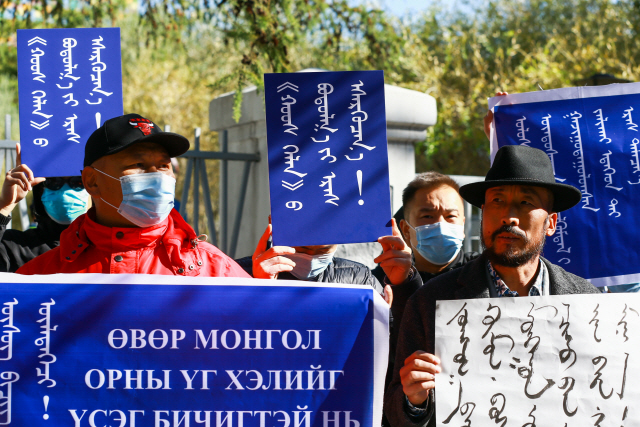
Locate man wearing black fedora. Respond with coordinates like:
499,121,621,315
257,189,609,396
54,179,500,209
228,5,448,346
384,145,600,427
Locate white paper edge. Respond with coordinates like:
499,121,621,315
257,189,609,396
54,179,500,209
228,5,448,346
372,289,390,427
488,82,640,110
0,272,368,290
589,272,640,288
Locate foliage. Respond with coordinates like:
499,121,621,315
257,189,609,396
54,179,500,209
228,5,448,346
410,0,640,175
2,0,640,180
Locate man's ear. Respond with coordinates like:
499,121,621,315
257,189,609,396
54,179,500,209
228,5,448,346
399,219,411,243
82,167,101,198
545,212,558,237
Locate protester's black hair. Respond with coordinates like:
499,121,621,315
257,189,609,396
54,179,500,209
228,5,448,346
31,182,46,220
402,172,461,209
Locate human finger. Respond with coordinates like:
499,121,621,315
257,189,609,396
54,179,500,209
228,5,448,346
374,249,411,264
259,254,296,268
15,142,21,166
259,257,296,275
405,350,441,367
402,379,435,399
401,370,437,384
495,91,508,96
255,246,296,263
8,170,31,192
253,224,273,259
16,163,39,184
383,285,393,307
377,235,406,250
391,218,404,238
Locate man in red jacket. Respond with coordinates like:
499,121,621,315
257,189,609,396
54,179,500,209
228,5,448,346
18,114,250,278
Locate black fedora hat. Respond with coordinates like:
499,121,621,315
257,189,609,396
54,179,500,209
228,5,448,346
459,145,582,212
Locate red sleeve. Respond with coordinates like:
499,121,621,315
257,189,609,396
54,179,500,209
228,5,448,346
224,257,252,278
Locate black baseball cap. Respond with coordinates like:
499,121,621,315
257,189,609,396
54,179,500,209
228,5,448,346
84,113,190,167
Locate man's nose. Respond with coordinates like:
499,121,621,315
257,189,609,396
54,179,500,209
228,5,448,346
501,204,519,226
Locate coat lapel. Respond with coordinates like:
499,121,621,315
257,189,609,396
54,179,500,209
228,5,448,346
454,253,491,300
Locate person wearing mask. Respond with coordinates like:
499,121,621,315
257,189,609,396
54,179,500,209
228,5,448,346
370,173,479,427
17,114,250,278
0,143,89,272
236,222,401,305
384,146,600,427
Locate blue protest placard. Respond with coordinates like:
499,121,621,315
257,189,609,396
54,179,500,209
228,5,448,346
0,273,388,426
489,83,640,286
17,28,123,177
264,71,391,246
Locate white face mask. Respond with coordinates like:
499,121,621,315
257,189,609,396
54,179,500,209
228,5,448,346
284,251,336,280
94,168,176,227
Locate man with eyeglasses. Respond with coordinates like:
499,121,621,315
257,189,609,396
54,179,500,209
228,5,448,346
17,114,250,278
0,143,89,272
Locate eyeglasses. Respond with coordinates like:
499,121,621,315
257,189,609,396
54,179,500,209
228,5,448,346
43,177,84,191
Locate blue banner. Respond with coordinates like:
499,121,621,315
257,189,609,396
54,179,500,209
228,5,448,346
264,71,391,246
17,28,123,177
491,85,640,286
0,274,388,426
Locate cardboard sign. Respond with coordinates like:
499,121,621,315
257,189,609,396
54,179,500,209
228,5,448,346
490,84,640,286
264,71,392,246
0,273,388,426
436,294,639,426
17,28,123,177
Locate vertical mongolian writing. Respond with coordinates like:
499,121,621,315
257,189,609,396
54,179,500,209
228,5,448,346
436,295,640,427
346,80,374,161
0,300,19,362
628,138,640,185
553,213,571,265
516,116,531,146
87,36,113,103
566,111,600,212
28,37,50,147
0,371,20,425
519,304,555,399
446,303,470,376
540,114,565,182
35,299,57,388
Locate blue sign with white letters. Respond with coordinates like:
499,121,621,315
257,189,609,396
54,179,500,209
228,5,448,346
264,71,392,246
0,274,388,426
491,84,640,286
17,28,123,177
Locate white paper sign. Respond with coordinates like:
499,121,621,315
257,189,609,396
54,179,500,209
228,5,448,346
435,294,640,426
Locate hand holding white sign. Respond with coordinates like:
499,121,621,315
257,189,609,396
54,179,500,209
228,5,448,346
400,350,441,406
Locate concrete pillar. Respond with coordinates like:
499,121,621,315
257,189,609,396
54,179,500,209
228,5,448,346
209,72,437,263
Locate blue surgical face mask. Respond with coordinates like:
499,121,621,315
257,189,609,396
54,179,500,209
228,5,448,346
407,221,465,265
285,251,335,280
41,184,89,225
94,168,176,228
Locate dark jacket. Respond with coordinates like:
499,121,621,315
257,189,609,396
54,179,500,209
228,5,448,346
0,213,67,273
387,250,480,338
235,256,384,294
384,253,601,427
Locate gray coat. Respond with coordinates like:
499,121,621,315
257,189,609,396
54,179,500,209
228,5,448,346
383,253,601,427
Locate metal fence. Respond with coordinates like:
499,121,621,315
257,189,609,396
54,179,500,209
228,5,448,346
175,127,260,258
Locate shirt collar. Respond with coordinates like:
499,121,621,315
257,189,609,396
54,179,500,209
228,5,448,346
487,260,548,297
